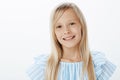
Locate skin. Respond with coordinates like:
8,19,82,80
55,9,82,62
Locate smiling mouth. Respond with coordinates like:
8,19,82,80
63,35,75,41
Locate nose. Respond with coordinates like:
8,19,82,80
64,26,70,34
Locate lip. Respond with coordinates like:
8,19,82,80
63,35,75,41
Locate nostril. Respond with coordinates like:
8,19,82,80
64,30,70,34
63,26,70,34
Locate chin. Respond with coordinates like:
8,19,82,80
62,43,79,49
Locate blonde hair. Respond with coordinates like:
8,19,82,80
45,2,96,80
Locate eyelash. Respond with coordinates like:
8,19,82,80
70,22,75,25
56,25,62,28
56,22,75,28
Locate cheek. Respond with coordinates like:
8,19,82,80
75,27,82,37
55,31,61,40
73,27,81,33
79,29,82,39
78,29,82,37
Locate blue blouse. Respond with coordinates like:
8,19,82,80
27,51,116,80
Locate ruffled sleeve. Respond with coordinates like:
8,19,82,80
26,54,49,80
91,51,116,80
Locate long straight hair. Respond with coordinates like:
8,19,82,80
45,3,96,80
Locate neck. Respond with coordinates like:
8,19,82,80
61,46,81,62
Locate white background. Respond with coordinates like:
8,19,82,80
0,0,120,80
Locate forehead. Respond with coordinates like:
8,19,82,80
56,9,79,24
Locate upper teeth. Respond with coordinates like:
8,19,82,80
63,36,74,40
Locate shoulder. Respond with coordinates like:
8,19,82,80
91,51,116,80
34,54,49,65
91,51,106,66
26,54,49,80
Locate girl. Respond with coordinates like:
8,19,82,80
27,2,116,80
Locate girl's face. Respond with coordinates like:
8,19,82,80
55,9,82,49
